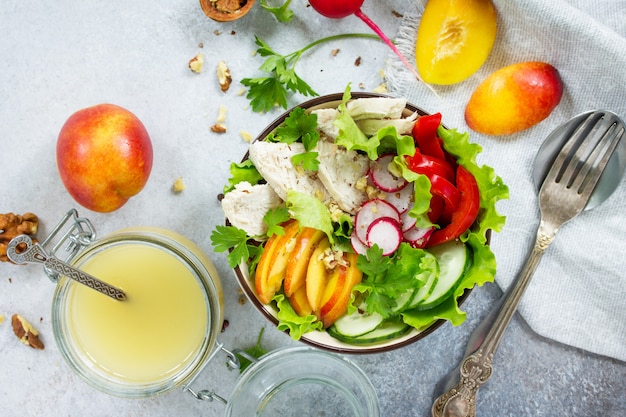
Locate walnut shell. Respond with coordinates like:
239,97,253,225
199,0,256,22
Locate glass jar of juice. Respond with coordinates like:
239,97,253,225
51,223,224,398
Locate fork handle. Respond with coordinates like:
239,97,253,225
431,221,557,417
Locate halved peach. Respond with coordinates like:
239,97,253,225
416,0,497,85
255,220,300,304
284,228,326,297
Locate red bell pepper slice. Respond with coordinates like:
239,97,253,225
427,165,480,247
413,113,444,159
413,113,445,160
405,148,456,183
429,174,461,224
428,194,444,223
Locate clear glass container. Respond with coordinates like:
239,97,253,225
225,346,380,417
52,227,224,398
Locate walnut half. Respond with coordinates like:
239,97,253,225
0,212,39,263
199,0,256,22
12,314,45,350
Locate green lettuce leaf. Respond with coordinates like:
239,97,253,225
285,190,334,242
274,294,324,340
401,294,466,328
334,87,379,160
223,160,264,194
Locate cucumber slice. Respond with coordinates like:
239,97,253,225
331,310,384,338
406,265,439,309
390,288,416,314
328,320,410,344
416,240,469,310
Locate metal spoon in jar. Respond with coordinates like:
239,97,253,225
7,234,126,301
431,110,625,417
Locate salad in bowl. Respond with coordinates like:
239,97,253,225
211,86,508,353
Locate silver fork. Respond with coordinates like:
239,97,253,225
431,111,625,417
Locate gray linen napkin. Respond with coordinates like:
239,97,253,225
385,0,626,361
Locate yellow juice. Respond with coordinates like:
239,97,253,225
66,242,208,383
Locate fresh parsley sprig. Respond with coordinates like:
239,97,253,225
211,225,263,270
241,33,380,113
354,243,437,318
259,0,294,22
269,107,320,171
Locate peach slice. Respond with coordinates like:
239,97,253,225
318,253,363,328
305,237,332,312
317,266,347,321
288,286,314,317
416,0,497,85
255,220,300,304
465,61,563,135
284,228,327,297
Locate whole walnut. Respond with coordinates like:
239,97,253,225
0,212,39,262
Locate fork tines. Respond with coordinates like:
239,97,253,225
550,111,624,195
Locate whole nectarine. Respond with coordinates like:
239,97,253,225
464,62,563,135
56,104,153,212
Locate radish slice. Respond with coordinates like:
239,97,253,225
369,154,408,192
380,183,413,214
351,231,369,256
400,209,417,232
366,217,402,256
354,198,400,244
403,226,435,249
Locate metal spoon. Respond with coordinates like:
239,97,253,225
7,234,126,301
431,110,625,417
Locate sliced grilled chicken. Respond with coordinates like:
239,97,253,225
221,181,283,238
315,140,369,214
248,140,330,202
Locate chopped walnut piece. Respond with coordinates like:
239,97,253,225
172,177,186,193
211,123,227,133
12,314,45,350
0,314,4,325
189,53,205,73
0,212,39,263
331,48,340,57
354,56,362,66
217,61,232,92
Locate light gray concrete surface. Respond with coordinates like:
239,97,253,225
1,1,624,416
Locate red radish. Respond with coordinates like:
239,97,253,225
354,198,400,244
369,154,408,192
403,226,435,249
308,0,365,18
366,217,402,256
308,0,435,94
380,184,413,214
